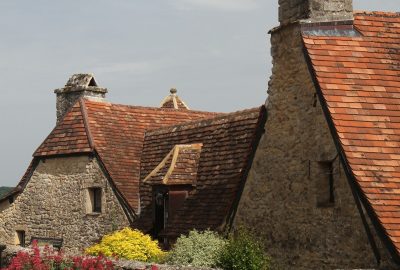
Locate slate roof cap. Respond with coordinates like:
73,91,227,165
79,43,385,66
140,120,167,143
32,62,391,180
54,74,108,94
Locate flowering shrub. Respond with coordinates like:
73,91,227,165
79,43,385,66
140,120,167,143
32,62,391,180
1,241,114,270
167,230,226,268
85,228,165,262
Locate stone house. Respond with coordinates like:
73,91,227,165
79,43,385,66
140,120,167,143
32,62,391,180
1,0,400,269
0,74,265,253
233,1,400,269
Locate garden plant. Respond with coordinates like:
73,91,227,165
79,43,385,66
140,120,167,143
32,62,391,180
85,228,165,263
1,240,114,270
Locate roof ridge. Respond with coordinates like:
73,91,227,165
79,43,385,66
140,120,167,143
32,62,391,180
354,11,400,17
145,105,265,136
83,98,219,115
79,98,95,150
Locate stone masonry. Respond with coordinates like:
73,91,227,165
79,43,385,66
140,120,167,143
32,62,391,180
0,156,129,253
233,16,397,270
278,0,353,25
54,74,107,122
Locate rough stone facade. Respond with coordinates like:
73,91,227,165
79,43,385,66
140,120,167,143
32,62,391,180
278,0,353,25
0,156,129,253
233,23,397,269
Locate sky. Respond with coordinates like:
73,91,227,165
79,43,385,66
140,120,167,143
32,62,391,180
0,0,398,186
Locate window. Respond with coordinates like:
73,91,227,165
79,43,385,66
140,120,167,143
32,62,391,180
316,161,335,207
88,188,102,213
16,230,26,247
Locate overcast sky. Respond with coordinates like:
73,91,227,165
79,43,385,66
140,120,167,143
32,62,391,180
0,0,398,186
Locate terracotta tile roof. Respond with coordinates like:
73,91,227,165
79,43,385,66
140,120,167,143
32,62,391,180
35,101,92,156
303,11,400,258
34,99,219,211
135,106,267,237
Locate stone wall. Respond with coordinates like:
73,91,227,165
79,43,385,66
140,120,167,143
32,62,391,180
0,156,129,253
234,23,397,269
278,0,353,25
0,245,216,270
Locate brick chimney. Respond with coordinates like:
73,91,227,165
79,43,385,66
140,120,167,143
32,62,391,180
54,74,107,122
279,0,353,25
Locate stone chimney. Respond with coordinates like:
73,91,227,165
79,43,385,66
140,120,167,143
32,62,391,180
54,74,107,122
278,0,353,25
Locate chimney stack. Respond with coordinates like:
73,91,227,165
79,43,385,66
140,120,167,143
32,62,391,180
278,0,353,25
54,74,107,122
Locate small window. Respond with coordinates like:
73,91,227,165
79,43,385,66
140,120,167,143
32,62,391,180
89,188,102,213
16,230,26,247
316,161,335,207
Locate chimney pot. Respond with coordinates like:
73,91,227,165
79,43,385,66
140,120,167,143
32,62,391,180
54,73,107,122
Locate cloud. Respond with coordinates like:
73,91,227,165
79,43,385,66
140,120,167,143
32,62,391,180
91,59,172,75
171,0,258,11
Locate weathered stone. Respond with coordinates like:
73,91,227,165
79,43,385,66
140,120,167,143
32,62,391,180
54,74,107,122
279,0,353,25
234,23,398,269
0,156,129,253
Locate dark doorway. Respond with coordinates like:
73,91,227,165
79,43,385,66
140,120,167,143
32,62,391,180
153,188,169,241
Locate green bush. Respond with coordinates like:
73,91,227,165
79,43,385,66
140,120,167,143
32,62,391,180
217,229,270,270
167,230,226,267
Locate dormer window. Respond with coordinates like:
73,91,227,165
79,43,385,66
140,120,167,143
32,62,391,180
144,144,202,244
152,186,189,246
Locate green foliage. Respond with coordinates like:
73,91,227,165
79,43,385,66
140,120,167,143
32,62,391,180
167,230,227,268
0,187,12,199
217,229,270,270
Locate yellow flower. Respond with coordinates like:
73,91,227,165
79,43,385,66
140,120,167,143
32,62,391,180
85,228,166,262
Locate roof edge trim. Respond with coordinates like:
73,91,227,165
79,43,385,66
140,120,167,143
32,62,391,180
80,98,95,150
226,105,268,233
93,150,137,223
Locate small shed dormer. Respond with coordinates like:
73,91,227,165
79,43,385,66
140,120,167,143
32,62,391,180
160,88,190,110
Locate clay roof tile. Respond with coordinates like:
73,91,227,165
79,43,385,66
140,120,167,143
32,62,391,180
303,11,400,259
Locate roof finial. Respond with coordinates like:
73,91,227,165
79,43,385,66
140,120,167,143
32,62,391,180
160,88,190,110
